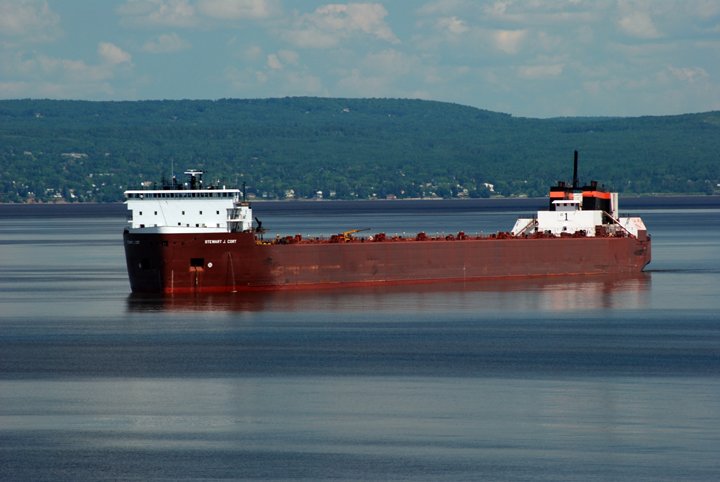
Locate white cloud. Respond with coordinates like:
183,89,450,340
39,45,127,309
2,49,131,86
141,33,191,53
0,43,135,99
99,42,133,64
416,26,531,59
334,48,444,99
282,29,338,49
668,65,710,83
417,0,469,16
0,0,61,42
283,3,399,48
491,29,527,54
267,53,283,69
517,63,565,80
618,11,661,39
195,0,281,19
278,49,299,65
480,0,600,25
264,50,299,71
436,16,469,35
117,0,197,27
242,45,263,60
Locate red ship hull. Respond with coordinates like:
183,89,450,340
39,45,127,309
123,232,651,294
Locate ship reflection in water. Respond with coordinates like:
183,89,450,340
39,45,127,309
126,273,651,313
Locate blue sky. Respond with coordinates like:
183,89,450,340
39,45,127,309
1,0,719,117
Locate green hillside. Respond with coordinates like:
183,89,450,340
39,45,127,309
1,98,718,203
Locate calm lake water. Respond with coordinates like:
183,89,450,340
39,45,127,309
1,198,719,481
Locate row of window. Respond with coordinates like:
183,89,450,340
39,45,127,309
138,223,221,228
127,192,235,199
138,211,220,216
137,210,221,215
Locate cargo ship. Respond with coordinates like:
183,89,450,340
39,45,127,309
123,154,651,293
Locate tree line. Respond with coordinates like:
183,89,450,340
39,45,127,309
1,97,718,203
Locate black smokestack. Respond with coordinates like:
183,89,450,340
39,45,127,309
573,150,579,188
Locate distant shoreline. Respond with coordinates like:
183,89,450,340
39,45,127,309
2,193,719,205
1,195,718,219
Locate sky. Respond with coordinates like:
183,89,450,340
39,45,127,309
1,0,719,118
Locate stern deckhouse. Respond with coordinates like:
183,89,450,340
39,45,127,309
511,151,647,240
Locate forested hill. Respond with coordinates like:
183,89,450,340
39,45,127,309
1,97,718,203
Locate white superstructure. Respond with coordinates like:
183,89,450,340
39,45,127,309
124,171,253,234
511,196,647,240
